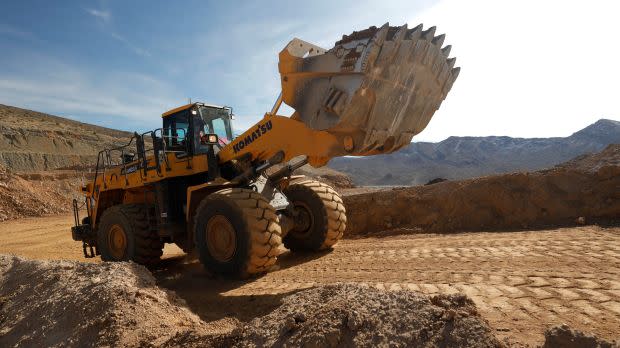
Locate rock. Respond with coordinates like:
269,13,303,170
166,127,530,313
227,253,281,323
543,324,618,348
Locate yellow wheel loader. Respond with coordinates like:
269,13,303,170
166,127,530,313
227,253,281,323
71,23,459,277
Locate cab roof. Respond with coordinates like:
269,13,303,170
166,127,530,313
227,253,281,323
161,102,226,118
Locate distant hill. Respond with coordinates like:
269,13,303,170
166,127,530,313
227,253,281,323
329,119,620,186
0,104,133,172
3,104,618,186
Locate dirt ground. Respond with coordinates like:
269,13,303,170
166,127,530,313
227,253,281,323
0,254,236,348
1,214,618,346
1,255,503,348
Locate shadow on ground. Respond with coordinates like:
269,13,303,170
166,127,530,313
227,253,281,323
151,250,329,323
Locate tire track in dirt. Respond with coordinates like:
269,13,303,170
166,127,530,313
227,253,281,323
206,226,620,346
1,216,618,346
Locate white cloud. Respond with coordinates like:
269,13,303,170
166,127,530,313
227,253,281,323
0,52,181,130
408,0,620,141
110,32,151,57
84,7,150,57
85,8,111,23
0,23,35,40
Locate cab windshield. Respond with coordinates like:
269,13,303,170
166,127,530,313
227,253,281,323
196,106,233,146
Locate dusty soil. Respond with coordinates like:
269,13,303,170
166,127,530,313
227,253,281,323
0,254,236,348
0,255,502,348
154,225,620,346
0,214,187,263
344,144,620,236
1,215,618,346
0,215,102,261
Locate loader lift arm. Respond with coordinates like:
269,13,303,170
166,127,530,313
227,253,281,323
218,22,459,170
217,113,344,168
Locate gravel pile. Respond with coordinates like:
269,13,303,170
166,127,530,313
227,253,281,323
237,283,501,347
543,325,619,348
0,255,234,347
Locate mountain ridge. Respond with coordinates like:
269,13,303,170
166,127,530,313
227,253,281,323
329,118,620,186
1,104,618,186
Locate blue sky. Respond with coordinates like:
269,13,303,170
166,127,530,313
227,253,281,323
1,0,619,141
0,0,435,133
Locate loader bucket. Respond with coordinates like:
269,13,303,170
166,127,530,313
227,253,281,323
279,23,460,156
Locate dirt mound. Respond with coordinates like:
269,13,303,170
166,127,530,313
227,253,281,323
543,324,619,348
557,143,620,173
0,254,235,347
344,144,620,235
0,164,84,221
0,255,501,347
236,284,500,347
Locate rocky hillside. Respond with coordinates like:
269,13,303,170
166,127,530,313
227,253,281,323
0,104,132,171
330,119,620,186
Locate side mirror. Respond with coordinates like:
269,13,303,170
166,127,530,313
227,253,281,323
200,133,219,145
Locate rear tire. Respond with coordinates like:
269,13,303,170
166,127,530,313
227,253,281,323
283,178,347,251
193,188,283,277
97,204,163,265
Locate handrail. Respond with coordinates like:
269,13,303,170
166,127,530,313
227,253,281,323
93,128,189,188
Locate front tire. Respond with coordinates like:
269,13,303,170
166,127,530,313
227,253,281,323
97,204,163,265
283,178,347,251
193,188,283,277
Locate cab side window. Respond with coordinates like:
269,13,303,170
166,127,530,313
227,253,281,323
162,110,190,152
211,118,230,143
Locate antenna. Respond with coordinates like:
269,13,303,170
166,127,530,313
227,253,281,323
188,97,192,104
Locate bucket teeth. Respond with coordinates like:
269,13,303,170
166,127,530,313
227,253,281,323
432,34,445,47
278,23,460,158
407,24,423,41
393,24,408,42
421,26,436,39
451,67,461,79
373,23,390,44
441,45,452,57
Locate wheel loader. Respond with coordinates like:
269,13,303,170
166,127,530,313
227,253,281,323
71,23,459,277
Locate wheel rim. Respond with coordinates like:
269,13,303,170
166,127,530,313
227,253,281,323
108,224,127,260
291,201,314,238
206,215,237,262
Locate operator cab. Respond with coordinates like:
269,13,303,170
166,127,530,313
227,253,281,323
162,102,234,155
